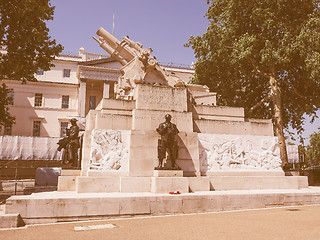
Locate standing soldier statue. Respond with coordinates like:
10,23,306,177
155,114,180,170
58,118,80,168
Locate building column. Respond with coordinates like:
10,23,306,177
103,81,110,99
79,79,87,118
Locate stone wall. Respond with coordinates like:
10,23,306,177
194,119,274,136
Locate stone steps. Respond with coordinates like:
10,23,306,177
4,187,320,225
58,175,308,193
0,213,25,229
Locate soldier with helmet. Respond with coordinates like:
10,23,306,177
58,118,80,168
156,114,180,170
68,118,80,167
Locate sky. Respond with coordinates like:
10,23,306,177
47,0,209,66
47,0,320,145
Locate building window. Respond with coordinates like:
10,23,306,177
33,121,41,137
34,93,43,107
36,69,44,75
63,69,71,78
7,91,14,105
61,95,69,109
89,96,96,110
4,125,12,135
60,122,69,137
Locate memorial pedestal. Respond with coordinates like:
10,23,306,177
153,170,183,177
151,177,189,193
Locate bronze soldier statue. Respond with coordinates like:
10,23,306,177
155,114,180,170
58,118,80,168
68,118,80,167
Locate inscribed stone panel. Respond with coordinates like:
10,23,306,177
134,85,187,112
95,113,132,130
132,109,193,132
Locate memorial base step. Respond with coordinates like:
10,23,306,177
57,175,308,193
0,213,25,229
4,188,320,225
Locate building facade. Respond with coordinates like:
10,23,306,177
1,47,194,138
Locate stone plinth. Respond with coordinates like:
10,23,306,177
97,98,135,111
61,169,81,176
132,109,193,132
204,171,285,176
192,105,245,121
128,130,200,177
80,130,92,176
188,177,210,192
85,130,200,177
65,175,308,193
208,176,308,191
194,119,274,136
0,214,25,229
5,187,320,224
154,170,183,177
129,130,158,177
95,113,132,130
76,177,121,193
176,132,200,177
58,176,77,191
134,84,187,112
151,177,189,193
120,177,151,193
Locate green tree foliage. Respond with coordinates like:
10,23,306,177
0,83,15,130
0,0,63,129
186,0,320,167
305,130,320,166
0,0,63,82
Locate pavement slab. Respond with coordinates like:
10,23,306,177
1,205,320,240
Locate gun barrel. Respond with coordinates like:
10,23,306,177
96,27,120,50
92,36,116,56
95,27,136,64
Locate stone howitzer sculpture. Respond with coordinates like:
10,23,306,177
93,27,185,97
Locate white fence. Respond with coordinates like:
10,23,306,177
0,136,62,161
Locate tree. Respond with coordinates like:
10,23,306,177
0,83,15,130
186,0,320,168
305,129,320,166
0,0,63,129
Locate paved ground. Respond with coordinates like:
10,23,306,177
1,205,320,240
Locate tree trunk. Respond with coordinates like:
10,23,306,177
269,75,288,168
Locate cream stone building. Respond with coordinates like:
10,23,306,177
1,47,195,138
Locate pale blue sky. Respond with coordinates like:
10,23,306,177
48,0,209,65
47,0,319,144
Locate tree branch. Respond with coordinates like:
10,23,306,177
247,56,271,79
225,45,270,79
278,78,312,99
248,95,271,114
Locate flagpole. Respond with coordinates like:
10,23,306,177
112,9,115,36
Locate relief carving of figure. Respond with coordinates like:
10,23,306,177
199,134,282,171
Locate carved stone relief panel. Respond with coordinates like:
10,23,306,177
198,133,282,171
90,129,130,171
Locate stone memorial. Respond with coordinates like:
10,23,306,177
3,27,311,226
56,27,306,193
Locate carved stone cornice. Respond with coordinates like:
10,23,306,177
77,65,121,81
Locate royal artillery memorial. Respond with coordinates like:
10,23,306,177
3,27,320,226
